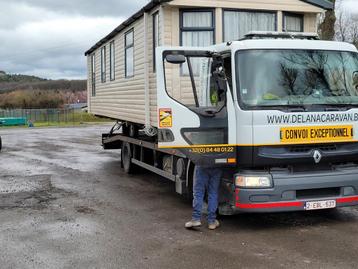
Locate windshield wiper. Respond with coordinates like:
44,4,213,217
285,100,308,112
324,104,358,111
251,103,358,112
254,105,307,112
306,103,358,112
287,106,306,112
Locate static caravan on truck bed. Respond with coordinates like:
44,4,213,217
85,0,332,130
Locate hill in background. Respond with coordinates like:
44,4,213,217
0,71,86,93
0,71,87,109
0,70,47,84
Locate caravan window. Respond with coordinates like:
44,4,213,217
110,41,115,80
283,13,304,32
180,10,215,47
91,53,96,96
100,46,106,83
153,12,159,72
125,30,134,78
180,10,214,75
223,10,276,41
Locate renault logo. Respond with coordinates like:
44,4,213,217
313,150,322,164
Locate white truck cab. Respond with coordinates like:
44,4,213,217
156,32,358,213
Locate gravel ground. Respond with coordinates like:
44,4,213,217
0,124,358,269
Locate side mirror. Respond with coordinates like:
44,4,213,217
165,54,186,64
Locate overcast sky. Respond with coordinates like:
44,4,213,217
0,0,357,80
0,0,148,79
339,0,358,14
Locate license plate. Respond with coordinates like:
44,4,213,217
305,200,336,211
280,125,353,144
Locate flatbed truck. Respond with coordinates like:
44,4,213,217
102,32,358,214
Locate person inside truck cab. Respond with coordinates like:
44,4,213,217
210,56,232,104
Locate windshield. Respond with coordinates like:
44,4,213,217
236,49,358,109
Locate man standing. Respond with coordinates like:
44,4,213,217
185,167,222,230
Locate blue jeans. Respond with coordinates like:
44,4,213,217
192,167,222,224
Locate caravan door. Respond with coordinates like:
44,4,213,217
156,48,236,167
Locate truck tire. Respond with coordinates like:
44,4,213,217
121,142,135,174
0,136,2,151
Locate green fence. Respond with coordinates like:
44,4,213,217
0,109,110,127
0,109,76,125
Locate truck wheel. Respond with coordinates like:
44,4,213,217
121,142,134,174
0,136,2,151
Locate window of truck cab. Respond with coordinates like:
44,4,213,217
235,49,358,111
163,49,230,122
125,29,134,78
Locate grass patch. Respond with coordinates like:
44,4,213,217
72,112,111,123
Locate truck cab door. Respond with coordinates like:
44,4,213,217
156,48,236,167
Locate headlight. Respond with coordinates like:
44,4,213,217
235,175,272,188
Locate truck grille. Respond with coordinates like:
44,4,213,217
289,144,337,153
296,187,340,199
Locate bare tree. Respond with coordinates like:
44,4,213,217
335,0,358,47
319,0,358,48
351,14,358,47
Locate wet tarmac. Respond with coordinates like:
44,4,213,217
0,124,358,269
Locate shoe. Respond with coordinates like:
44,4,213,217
208,220,220,230
185,220,202,229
